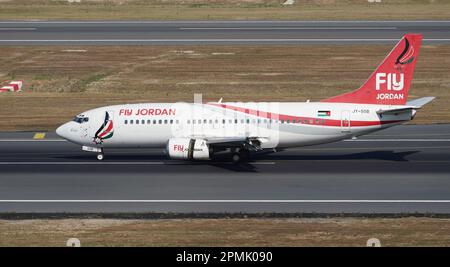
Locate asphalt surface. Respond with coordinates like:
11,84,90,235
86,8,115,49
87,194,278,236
0,21,449,45
0,124,450,214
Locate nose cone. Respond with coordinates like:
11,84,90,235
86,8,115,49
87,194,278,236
56,122,70,140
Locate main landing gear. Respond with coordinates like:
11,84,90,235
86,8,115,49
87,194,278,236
231,148,250,163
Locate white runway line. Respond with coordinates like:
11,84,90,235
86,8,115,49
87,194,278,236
0,161,275,165
0,20,448,24
0,199,449,203
179,27,397,30
0,139,64,142
0,39,448,43
345,139,450,142
0,28,36,31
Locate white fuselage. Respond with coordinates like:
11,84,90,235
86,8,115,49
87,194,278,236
56,101,413,150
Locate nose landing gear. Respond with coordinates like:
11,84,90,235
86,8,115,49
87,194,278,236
82,145,104,161
96,153,104,161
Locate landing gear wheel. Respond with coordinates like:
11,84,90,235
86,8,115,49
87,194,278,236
97,153,104,161
231,153,241,163
231,149,250,163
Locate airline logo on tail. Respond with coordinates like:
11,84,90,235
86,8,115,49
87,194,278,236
395,38,415,67
94,111,114,144
375,37,415,100
375,73,404,100
321,34,422,105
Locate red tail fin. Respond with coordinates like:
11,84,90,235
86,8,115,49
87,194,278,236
322,34,422,105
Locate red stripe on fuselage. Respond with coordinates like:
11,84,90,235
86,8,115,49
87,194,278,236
207,103,405,127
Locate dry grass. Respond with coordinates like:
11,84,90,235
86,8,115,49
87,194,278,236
1,218,450,246
0,0,448,20
0,45,449,131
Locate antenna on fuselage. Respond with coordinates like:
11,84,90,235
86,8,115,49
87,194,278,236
218,98,223,104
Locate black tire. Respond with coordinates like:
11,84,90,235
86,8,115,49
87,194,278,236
231,149,250,163
231,153,241,163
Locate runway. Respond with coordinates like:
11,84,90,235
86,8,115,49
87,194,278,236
0,124,450,214
0,21,449,45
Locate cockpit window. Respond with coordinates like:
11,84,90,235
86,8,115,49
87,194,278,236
73,116,89,123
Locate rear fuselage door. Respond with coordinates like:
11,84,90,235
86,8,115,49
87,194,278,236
341,110,351,133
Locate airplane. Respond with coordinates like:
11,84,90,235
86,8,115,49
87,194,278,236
56,34,434,162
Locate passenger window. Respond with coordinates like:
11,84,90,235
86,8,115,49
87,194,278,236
147,120,151,124
164,120,168,124
187,120,190,124
235,119,238,124
222,119,226,124
246,119,250,124
125,120,128,124
136,120,139,125
198,120,201,124
130,120,133,124
142,120,145,124
153,120,156,124
159,120,162,124
170,119,173,124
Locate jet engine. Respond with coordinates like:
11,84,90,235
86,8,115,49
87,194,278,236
166,138,210,160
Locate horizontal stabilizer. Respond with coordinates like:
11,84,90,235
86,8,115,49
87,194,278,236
377,97,435,115
406,96,435,108
376,107,414,115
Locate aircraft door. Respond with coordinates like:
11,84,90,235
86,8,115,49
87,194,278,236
341,110,351,133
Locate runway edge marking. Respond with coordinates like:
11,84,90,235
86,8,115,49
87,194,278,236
1,200,450,203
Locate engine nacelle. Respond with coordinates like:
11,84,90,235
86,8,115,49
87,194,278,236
166,138,210,160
